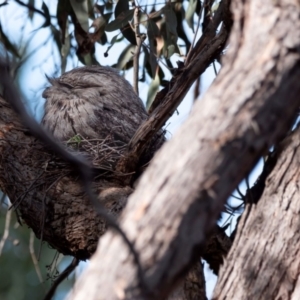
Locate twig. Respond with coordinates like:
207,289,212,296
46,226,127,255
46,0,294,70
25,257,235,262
187,0,231,64
0,193,6,212
133,6,145,95
38,174,69,260
11,170,45,210
236,186,245,199
29,232,44,285
44,258,79,300
119,29,231,179
14,0,49,20
230,193,243,201
116,0,232,178
0,208,12,256
193,76,201,102
186,0,206,64
202,0,215,32
213,60,218,75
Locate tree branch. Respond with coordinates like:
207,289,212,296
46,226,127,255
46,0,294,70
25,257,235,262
67,0,300,298
133,6,145,95
214,127,300,299
117,0,232,177
14,0,51,23
44,258,79,300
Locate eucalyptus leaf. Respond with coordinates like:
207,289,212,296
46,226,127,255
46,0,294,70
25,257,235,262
147,19,160,77
103,12,113,22
164,5,177,37
115,0,129,18
58,21,70,74
212,2,220,13
78,52,99,66
116,45,135,70
104,33,121,54
70,0,89,32
163,4,179,58
105,9,134,32
176,5,192,51
91,16,106,42
185,0,197,31
28,0,35,20
57,0,72,44
146,75,160,110
149,6,165,19
95,4,105,14
87,0,95,20
41,1,51,27
164,44,176,59
121,24,136,45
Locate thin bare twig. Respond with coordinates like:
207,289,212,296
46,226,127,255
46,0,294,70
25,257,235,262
0,207,12,256
213,61,218,75
38,173,69,260
133,6,146,95
44,258,79,300
236,186,245,199
193,76,201,102
188,0,231,64
14,0,49,20
11,170,45,210
186,0,206,63
29,232,45,285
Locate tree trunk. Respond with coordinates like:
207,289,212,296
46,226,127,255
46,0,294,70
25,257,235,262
168,261,207,300
214,127,300,299
67,0,300,299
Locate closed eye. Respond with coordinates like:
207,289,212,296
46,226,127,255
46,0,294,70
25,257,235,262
59,82,74,89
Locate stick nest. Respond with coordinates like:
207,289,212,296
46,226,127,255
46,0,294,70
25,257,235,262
65,134,127,173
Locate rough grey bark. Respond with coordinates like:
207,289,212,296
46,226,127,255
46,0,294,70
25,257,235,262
67,0,300,299
169,261,207,300
214,127,300,299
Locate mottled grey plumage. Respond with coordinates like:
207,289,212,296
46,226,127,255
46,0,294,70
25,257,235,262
42,65,148,144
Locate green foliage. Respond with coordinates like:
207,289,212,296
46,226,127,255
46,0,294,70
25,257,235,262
0,0,214,103
186,0,199,31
